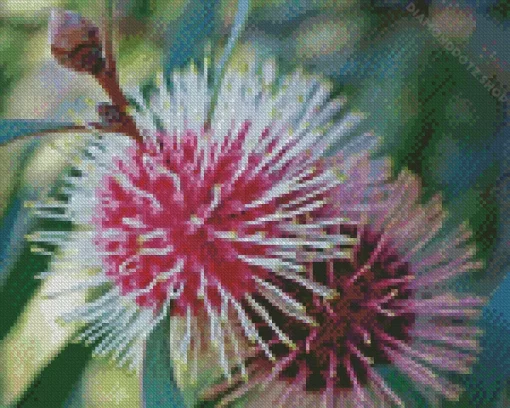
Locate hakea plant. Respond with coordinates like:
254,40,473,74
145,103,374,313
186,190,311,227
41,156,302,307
22,8,375,378
202,164,486,407
4,4,485,407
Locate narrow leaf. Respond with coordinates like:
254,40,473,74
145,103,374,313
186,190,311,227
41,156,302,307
143,318,186,408
0,195,32,286
1,343,92,407
103,0,115,67
461,270,510,406
0,119,76,146
163,0,221,80
0,133,41,286
206,0,251,122
214,0,251,88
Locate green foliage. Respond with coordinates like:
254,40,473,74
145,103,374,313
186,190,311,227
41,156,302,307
0,24,28,114
11,344,92,408
143,319,186,408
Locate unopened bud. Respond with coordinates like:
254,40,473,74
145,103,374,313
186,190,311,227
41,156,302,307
49,9,105,75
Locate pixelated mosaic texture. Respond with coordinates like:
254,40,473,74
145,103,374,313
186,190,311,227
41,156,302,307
0,0,508,407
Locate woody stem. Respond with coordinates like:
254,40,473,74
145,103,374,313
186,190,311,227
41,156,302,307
95,68,143,144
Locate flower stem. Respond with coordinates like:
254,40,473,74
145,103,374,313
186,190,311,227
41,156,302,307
96,69,143,144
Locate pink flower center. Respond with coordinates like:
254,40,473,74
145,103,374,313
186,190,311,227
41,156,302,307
93,122,285,315
248,226,415,393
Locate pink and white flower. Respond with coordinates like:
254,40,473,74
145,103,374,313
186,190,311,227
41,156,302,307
31,55,374,374
206,166,485,407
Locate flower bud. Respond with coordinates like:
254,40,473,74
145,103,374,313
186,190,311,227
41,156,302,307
49,9,105,76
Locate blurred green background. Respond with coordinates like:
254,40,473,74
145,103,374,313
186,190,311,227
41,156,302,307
0,0,508,406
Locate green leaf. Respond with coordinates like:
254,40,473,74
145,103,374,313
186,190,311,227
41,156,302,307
0,120,75,146
0,194,31,286
458,271,510,407
0,135,48,331
163,0,221,81
2,343,92,408
375,366,430,407
207,0,251,121
142,318,186,408
0,142,40,286
214,0,251,87
62,358,143,407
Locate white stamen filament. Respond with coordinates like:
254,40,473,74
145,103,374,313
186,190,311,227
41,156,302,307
245,294,295,348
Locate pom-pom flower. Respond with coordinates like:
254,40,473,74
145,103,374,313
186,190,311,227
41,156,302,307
204,168,485,406
30,10,376,374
